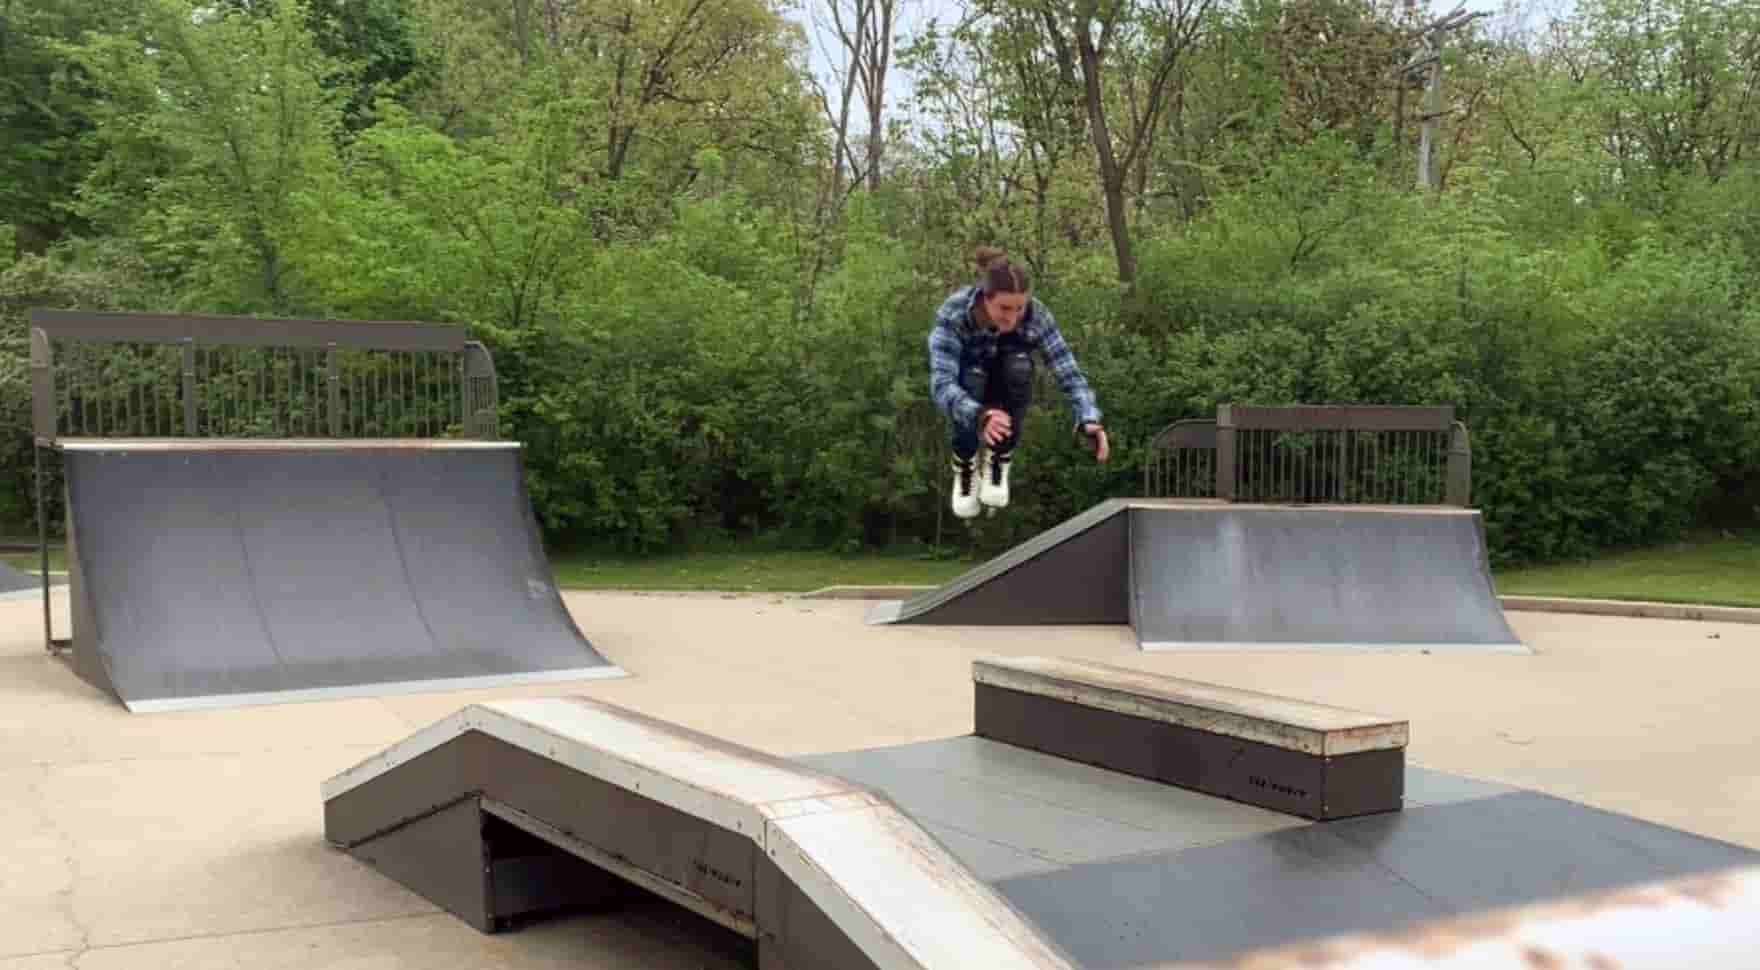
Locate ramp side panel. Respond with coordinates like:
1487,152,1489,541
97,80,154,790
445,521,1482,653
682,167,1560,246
1130,507,1523,647
323,726,763,928
322,713,489,847
64,488,111,697
344,795,494,932
874,501,1131,626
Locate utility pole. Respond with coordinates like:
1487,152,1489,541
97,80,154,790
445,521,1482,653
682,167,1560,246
1401,5,1486,190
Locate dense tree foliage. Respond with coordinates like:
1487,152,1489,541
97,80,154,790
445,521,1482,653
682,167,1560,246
4,0,1758,563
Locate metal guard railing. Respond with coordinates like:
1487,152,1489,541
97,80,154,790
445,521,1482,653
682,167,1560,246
29,308,498,445
1144,404,1472,507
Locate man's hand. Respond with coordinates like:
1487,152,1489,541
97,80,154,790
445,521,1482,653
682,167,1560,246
980,409,1013,446
1081,422,1109,462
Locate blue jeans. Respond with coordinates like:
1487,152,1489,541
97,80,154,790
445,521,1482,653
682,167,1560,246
950,339,1034,461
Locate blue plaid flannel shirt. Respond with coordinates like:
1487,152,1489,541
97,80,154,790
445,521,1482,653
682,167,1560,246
927,285,1102,432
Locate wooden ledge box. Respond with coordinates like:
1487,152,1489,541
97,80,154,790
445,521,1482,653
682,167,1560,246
972,656,1407,820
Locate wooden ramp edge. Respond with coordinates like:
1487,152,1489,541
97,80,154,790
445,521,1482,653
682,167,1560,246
319,696,1075,970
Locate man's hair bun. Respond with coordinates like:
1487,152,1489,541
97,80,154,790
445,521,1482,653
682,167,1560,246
973,246,1027,294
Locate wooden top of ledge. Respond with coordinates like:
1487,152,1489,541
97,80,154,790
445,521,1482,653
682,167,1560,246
972,656,1408,757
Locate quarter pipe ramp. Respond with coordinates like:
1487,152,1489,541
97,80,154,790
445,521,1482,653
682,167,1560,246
869,499,1526,652
59,439,623,712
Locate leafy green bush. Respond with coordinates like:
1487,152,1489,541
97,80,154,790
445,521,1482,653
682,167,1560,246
5,78,1760,571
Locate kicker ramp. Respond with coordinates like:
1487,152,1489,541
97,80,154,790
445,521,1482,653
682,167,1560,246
320,695,1076,969
60,439,622,712
870,499,1526,652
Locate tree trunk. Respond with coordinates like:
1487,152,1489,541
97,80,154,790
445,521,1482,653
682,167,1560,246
863,0,892,190
1418,58,1439,189
1076,21,1136,284
832,2,861,195
866,83,884,190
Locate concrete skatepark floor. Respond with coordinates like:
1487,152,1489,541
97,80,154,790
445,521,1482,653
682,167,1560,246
3,587,1759,968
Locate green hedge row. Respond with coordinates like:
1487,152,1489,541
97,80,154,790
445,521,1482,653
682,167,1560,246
6,182,1758,568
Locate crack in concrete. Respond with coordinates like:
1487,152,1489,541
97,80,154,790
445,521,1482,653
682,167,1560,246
20,764,92,970
5,912,441,964
22,741,392,772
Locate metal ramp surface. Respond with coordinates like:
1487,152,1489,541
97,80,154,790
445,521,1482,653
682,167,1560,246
59,439,623,712
869,499,1526,653
801,737,1760,967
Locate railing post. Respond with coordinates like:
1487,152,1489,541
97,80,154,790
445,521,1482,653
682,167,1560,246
1334,428,1351,504
1446,421,1472,506
35,445,52,653
30,327,56,444
1215,405,1238,502
180,339,197,436
463,341,498,440
327,344,341,437
28,323,60,651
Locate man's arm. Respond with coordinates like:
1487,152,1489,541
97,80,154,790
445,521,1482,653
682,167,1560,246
1032,302,1102,428
928,324,982,429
